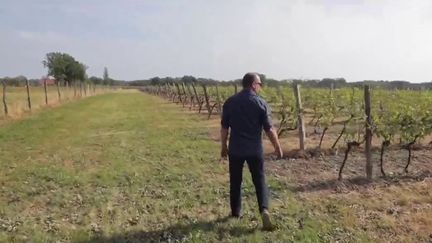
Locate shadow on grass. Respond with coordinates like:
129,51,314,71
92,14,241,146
292,171,432,193
81,216,257,243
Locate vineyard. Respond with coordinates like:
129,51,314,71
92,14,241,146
143,83,432,181
3,0,432,241
1,89,431,242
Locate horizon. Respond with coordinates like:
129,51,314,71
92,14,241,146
1,0,432,83
4,74,432,84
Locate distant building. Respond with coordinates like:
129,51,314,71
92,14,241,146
39,76,56,86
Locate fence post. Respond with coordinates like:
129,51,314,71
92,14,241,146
234,84,238,94
2,80,8,115
26,79,32,110
44,80,48,105
57,81,61,101
294,84,306,151
65,82,69,99
364,85,373,180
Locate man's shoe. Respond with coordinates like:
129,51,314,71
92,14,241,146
261,209,275,231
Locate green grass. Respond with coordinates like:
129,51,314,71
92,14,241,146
0,91,370,242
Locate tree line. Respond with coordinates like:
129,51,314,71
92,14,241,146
1,52,122,87
129,76,432,90
2,52,432,90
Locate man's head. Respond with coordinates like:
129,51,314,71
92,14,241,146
242,72,262,93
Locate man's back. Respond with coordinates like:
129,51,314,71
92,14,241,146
220,73,281,230
221,89,272,157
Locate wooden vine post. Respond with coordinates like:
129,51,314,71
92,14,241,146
164,83,170,99
175,83,182,104
181,83,187,107
364,85,373,180
170,83,176,102
26,79,32,110
186,83,195,109
294,84,306,151
215,84,222,116
191,83,202,113
202,84,211,118
330,82,334,96
2,80,8,115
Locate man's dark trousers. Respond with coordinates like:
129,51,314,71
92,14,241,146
229,154,269,217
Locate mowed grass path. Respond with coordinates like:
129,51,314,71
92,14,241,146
0,91,367,242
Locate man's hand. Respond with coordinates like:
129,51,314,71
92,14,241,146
266,128,283,160
220,127,229,162
274,147,283,159
221,146,228,160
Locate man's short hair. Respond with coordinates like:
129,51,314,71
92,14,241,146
242,72,259,88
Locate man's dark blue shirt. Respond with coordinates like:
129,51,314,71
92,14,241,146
221,89,273,157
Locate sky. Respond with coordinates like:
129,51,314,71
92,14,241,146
1,0,432,82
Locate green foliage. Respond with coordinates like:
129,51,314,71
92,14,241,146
103,67,109,82
42,52,87,85
372,89,432,145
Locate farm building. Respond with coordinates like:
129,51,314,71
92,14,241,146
39,76,56,86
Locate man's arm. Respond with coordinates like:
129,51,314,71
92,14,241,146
220,99,230,160
265,128,283,159
221,127,229,159
261,100,283,159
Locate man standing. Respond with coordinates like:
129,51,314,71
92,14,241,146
220,72,283,230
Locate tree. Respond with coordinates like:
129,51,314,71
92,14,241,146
180,75,197,84
71,61,87,81
42,52,87,86
89,76,104,85
150,77,161,85
103,67,109,83
0,76,28,86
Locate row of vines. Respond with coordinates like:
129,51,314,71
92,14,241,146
142,83,432,180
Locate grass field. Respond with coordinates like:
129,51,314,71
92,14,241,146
0,90,431,242
0,85,108,121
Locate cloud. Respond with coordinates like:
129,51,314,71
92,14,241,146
1,0,432,82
